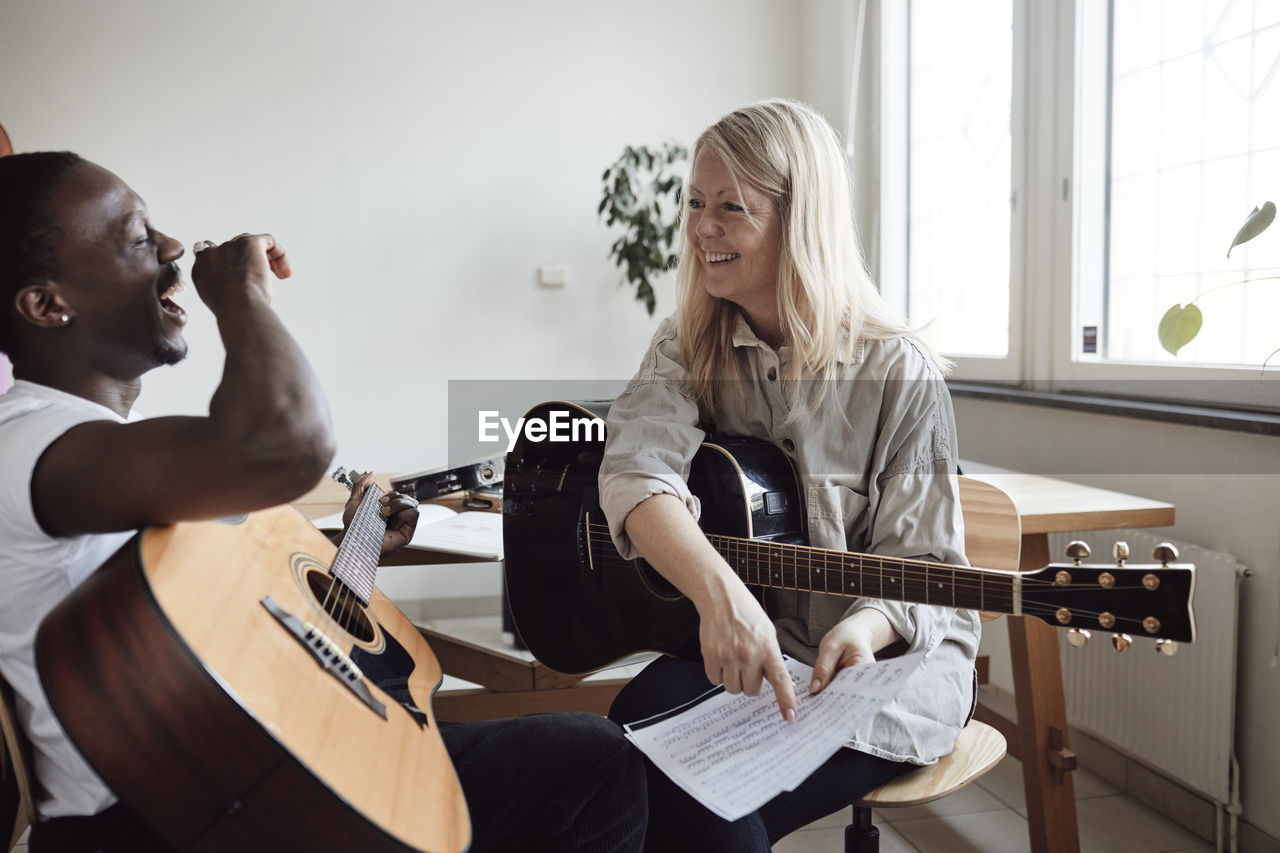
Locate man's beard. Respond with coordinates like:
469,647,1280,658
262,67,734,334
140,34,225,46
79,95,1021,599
154,339,189,367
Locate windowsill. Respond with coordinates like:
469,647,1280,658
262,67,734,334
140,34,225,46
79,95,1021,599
948,382,1280,437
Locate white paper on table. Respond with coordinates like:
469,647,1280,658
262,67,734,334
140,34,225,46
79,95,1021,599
623,652,924,822
406,511,503,560
308,502,457,534
310,503,502,559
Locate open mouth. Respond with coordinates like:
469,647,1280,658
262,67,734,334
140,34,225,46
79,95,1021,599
157,276,188,320
706,252,740,265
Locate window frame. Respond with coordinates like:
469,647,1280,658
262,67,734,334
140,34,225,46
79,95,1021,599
877,0,1280,413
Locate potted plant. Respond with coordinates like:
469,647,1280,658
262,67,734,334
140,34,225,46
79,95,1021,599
598,143,687,316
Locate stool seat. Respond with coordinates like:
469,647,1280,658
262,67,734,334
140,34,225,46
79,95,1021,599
845,720,1007,852
857,719,1007,809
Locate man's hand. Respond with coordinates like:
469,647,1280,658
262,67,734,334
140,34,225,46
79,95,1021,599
343,472,420,555
191,233,291,310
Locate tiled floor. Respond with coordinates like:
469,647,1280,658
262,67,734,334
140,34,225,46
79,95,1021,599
11,757,1211,852
775,754,1213,853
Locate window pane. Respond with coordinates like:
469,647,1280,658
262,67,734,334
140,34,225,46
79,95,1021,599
1102,1,1280,367
908,0,1012,357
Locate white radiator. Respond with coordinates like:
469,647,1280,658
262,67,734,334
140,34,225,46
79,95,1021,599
1050,529,1243,808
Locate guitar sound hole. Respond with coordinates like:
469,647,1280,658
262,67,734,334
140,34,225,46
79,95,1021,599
636,560,684,601
305,571,376,643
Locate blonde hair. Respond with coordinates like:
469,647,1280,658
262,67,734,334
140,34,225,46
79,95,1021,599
675,98,947,417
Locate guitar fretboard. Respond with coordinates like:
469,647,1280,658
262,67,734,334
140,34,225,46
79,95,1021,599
330,482,385,605
707,533,1018,613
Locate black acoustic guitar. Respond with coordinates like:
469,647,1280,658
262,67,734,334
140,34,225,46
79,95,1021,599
502,401,1196,675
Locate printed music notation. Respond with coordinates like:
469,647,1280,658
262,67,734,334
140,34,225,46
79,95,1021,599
623,652,923,821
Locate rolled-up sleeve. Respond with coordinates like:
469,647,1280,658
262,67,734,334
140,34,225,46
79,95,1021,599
599,320,706,559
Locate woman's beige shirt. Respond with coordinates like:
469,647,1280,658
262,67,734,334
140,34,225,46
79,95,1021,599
599,314,980,765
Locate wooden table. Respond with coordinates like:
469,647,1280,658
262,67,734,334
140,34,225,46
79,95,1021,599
415,617,650,723
963,468,1175,853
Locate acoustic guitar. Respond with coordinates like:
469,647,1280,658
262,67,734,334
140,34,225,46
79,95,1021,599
35,472,470,852
503,401,1196,675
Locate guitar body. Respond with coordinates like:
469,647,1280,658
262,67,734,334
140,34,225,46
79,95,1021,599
36,505,470,853
503,401,807,674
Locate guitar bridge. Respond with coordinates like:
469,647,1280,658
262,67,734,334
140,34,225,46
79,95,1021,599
260,596,387,719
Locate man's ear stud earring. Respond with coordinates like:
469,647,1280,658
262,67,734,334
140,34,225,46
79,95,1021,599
60,314,70,324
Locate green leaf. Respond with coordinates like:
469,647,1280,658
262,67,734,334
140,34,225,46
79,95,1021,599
1227,201,1275,257
1158,303,1203,355
637,280,655,315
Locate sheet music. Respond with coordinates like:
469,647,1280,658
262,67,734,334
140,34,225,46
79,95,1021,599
624,652,924,821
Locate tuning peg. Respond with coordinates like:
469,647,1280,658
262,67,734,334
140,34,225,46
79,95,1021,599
1111,633,1133,653
1155,640,1179,657
1113,541,1129,566
1065,540,1091,566
1152,543,1179,567
1066,628,1092,647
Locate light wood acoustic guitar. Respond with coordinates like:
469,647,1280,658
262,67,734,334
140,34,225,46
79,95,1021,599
35,471,470,852
503,401,1196,675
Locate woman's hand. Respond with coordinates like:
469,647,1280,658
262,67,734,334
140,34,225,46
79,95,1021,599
809,608,898,695
694,576,797,720
342,472,420,555
623,493,798,722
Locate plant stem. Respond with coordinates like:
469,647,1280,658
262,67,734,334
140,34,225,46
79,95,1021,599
1190,274,1280,305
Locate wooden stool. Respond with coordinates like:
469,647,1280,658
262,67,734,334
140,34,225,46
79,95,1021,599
844,719,1007,852
0,676,36,852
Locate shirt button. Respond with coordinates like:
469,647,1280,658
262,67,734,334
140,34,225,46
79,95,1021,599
767,367,777,381
781,438,795,453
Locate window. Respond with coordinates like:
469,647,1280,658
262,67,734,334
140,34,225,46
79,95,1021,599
879,0,1280,410
905,0,1013,359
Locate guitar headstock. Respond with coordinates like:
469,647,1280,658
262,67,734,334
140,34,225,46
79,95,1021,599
331,467,370,493
1022,540,1195,652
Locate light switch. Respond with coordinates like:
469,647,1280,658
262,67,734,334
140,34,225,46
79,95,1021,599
537,266,567,288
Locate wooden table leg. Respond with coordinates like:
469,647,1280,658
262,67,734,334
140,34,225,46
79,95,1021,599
1010,533,1080,853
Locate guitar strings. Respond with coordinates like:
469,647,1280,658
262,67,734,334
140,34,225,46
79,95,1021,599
336,481,383,634
583,523,1166,591
584,523,1013,594
581,524,1172,631
322,480,385,637
579,546,1162,634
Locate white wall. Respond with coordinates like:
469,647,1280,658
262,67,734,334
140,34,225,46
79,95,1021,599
1,0,807,473
956,397,1280,844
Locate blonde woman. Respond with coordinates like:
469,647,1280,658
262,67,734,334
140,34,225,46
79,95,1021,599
600,99,979,850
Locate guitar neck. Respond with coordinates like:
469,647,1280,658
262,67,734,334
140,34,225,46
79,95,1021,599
707,533,1018,614
330,482,386,605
